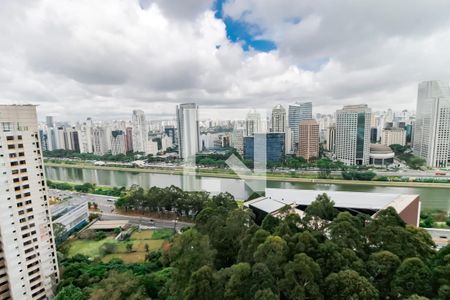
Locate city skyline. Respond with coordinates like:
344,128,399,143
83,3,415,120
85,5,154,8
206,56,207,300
2,1,450,119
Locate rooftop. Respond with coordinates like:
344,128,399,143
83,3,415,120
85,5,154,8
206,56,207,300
246,188,419,217
90,220,130,230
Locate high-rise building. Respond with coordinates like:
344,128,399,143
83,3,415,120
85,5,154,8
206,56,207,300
131,110,148,153
45,116,54,128
288,102,312,151
326,125,336,153
111,130,126,155
243,133,285,163
92,126,108,155
176,103,200,160
370,127,378,144
381,127,406,146
298,119,319,161
413,80,450,168
335,104,372,165
78,120,93,154
271,105,287,133
125,127,133,152
69,129,80,152
231,127,244,155
164,126,176,145
0,105,59,299
245,110,262,136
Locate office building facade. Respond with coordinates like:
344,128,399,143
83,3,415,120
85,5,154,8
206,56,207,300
243,133,285,163
245,110,262,137
271,105,287,133
131,110,148,153
176,103,200,161
0,105,59,299
335,104,371,165
298,119,319,161
381,127,406,146
413,81,450,168
288,102,312,151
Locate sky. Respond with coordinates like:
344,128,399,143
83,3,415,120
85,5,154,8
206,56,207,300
1,0,450,121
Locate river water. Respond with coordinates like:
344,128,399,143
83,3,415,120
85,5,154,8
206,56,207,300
45,166,450,212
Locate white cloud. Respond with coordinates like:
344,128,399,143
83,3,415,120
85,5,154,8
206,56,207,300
1,0,450,121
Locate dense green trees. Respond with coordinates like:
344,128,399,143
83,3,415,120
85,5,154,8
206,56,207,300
55,192,450,299
47,180,125,196
115,185,212,219
389,144,426,169
44,149,143,162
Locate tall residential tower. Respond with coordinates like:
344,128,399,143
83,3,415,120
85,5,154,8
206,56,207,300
176,103,200,161
0,105,59,299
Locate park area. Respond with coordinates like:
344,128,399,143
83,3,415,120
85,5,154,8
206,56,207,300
62,228,173,263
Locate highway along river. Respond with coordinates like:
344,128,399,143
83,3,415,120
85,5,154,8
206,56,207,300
45,165,450,212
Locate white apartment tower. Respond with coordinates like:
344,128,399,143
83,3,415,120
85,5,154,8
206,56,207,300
176,103,200,161
0,105,59,300
245,110,262,136
335,105,372,165
413,80,450,168
288,102,312,151
381,128,406,146
110,130,126,155
271,105,287,133
131,110,148,153
78,119,93,154
92,126,108,156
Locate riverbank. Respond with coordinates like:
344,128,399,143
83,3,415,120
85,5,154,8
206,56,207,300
44,161,450,189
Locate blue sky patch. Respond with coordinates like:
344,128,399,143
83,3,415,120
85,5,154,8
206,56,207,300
213,0,277,52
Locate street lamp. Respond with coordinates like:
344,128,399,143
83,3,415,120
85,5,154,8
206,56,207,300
173,218,178,233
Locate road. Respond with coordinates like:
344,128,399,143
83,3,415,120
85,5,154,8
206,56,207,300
425,228,450,249
48,189,193,229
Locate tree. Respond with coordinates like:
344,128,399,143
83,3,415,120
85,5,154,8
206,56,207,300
366,251,401,298
391,257,432,298
254,236,288,278
53,222,67,245
317,158,333,178
327,212,364,251
253,289,278,300
279,253,322,299
54,285,86,300
100,243,116,256
305,193,337,221
324,270,378,300
223,263,253,299
250,263,276,296
167,229,216,297
144,243,149,253
304,193,338,230
126,243,133,253
90,271,149,300
183,266,216,300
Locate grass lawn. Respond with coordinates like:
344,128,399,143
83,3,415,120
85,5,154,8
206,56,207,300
150,228,174,240
64,230,167,263
66,237,117,258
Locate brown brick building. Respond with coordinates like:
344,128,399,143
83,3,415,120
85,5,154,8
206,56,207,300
298,119,319,160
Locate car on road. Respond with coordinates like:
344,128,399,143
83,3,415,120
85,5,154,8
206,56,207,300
107,198,115,203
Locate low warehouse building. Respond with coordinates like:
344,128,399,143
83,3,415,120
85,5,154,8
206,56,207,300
52,202,89,235
245,188,420,226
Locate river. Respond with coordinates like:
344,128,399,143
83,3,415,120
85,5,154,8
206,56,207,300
45,166,450,212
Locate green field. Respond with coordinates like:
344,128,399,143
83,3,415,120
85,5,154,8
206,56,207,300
64,229,171,263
